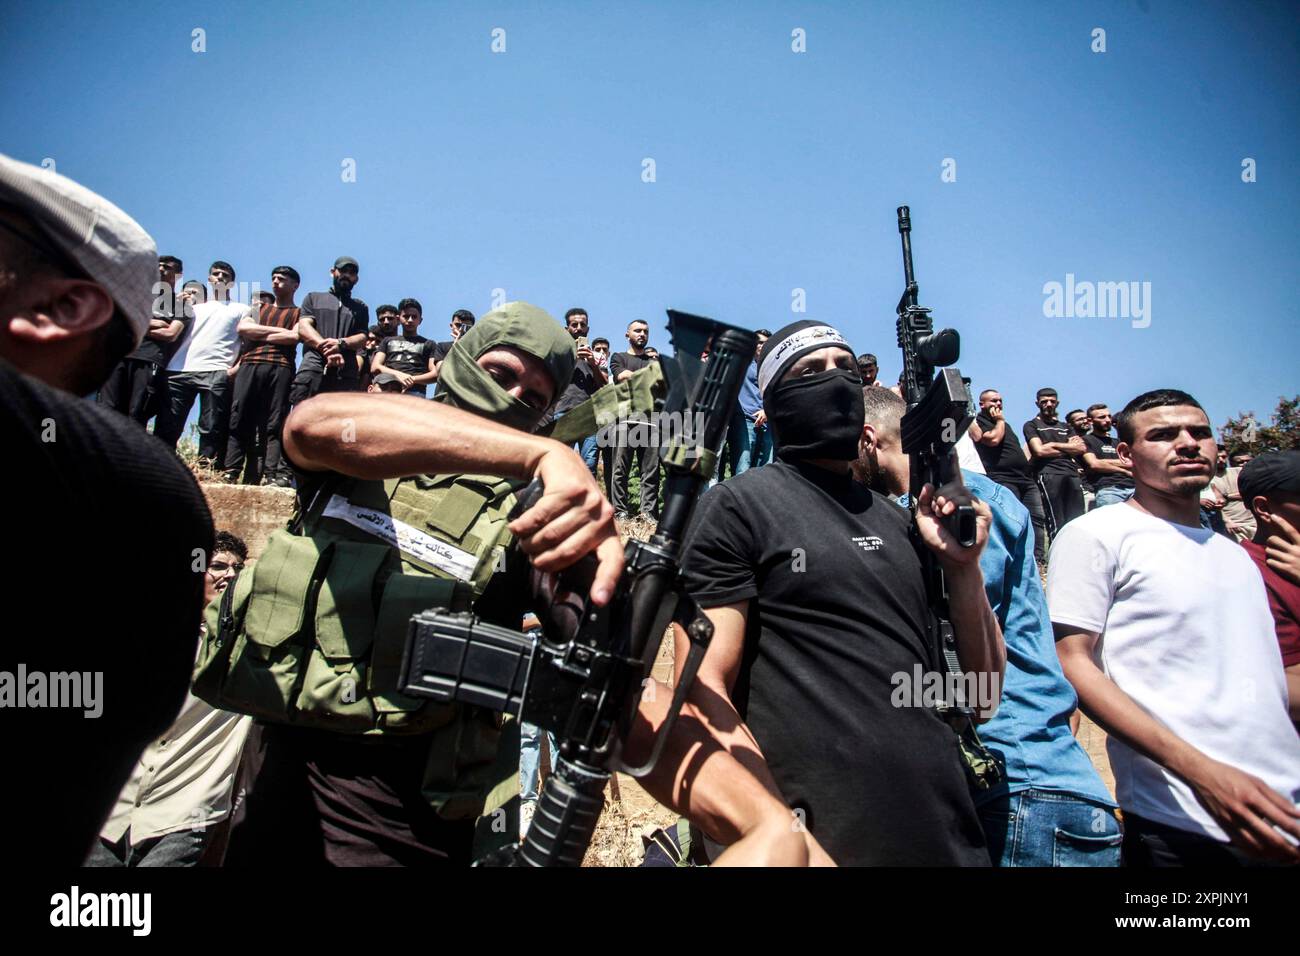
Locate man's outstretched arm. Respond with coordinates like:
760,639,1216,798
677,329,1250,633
663,601,835,865
283,392,622,602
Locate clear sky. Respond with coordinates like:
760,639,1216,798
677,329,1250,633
2,0,1296,434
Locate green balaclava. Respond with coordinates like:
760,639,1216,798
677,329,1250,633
435,301,576,431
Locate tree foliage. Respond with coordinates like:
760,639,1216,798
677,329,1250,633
1221,395,1300,456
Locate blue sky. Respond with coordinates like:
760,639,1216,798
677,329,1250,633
2,0,1296,434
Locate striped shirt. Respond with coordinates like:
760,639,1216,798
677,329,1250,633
242,304,300,367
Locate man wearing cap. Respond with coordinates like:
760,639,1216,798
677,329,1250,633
290,256,370,403
0,153,214,865
673,319,1004,865
223,266,301,485
98,254,191,425
1050,389,1300,865
1238,451,1300,730
155,260,250,466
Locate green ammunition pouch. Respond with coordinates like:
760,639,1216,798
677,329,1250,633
192,472,520,815
542,361,664,447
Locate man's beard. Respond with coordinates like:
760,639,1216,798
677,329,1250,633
851,447,890,494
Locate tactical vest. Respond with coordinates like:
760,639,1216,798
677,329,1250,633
192,365,662,822
192,473,518,818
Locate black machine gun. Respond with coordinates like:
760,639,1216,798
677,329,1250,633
894,204,1002,789
398,310,758,865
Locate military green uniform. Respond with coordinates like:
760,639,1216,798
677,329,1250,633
212,303,576,866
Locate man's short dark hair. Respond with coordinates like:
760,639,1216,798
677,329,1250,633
271,265,300,283
979,388,1000,401
756,328,773,337
209,260,235,279
1114,388,1205,445
627,319,647,330
258,290,275,302
212,530,248,564
858,353,878,365
862,385,906,435
1067,408,1086,421
159,255,183,270
452,309,475,324
1036,387,1058,401
376,304,398,317
564,308,588,322
398,297,422,315
591,337,609,349
1086,403,1109,416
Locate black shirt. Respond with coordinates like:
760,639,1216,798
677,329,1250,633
974,411,1032,486
680,460,989,865
0,359,214,865
127,298,190,366
1022,415,1081,476
299,290,370,384
1083,432,1133,490
378,334,438,395
555,355,603,415
609,352,654,420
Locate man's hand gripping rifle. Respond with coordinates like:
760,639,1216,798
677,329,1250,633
398,311,757,865
895,204,1002,790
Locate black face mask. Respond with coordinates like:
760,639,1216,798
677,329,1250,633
768,367,865,462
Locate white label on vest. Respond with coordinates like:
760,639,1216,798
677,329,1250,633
322,495,479,581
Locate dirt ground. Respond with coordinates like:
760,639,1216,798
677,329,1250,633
202,483,1116,867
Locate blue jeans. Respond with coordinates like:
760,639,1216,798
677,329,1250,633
728,412,771,477
977,789,1122,867
1092,485,1135,508
577,433,598,476
519,721,560,803
85,827,211,867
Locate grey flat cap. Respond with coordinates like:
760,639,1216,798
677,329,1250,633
0,153,156,346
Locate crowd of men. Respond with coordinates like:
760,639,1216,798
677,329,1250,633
3,153,1297,872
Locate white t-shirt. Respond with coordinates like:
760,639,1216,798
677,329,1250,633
1047,501,1300,842
167,299,248,373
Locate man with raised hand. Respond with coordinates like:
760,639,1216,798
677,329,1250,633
857,386,1119,866
674,319,1004,865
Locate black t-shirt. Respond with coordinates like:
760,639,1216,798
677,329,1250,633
609,352,654,420
299,290,370,383
127,299,191,366
378,334,438,395
554,356,602,415
1082,432,1133,490
680,460,989,865
973,411,1032,486
1022,415,1081,476
0,359,214,865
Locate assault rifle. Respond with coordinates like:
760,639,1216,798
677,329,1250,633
399,310,757,865
894,204,1002,789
